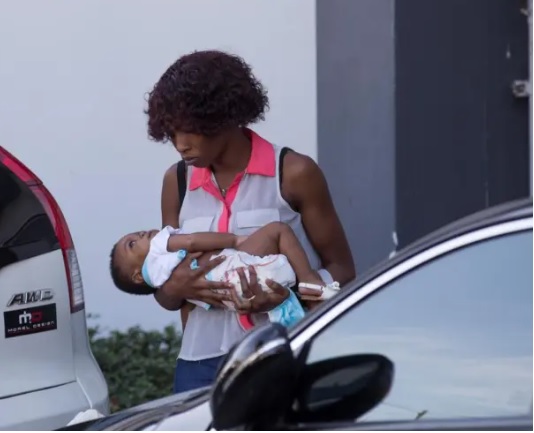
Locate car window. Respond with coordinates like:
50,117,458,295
306,230,533,422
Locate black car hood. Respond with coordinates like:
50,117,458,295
57,387,211,431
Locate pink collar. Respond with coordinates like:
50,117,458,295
189,129,275,191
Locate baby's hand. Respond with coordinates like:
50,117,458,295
236,236,248,248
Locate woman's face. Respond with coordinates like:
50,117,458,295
172,131,227,168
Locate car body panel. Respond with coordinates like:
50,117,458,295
0,148,109,429
70,310,109,411
0,381,91,431
0,250,76,397
149,400,212,431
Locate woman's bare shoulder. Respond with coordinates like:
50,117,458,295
163,162,178,181
282,150,325,185
280,150,328,208
161,163,180,227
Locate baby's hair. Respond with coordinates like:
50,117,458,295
109,243,156,295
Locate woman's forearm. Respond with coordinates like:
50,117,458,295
154,283,185,311
168,232,237,252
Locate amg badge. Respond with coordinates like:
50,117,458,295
7,289,54,307
4,304,57,338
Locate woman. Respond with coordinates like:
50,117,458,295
145,50,355,393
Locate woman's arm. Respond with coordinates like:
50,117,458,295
161,163,180,228
167,233,238,252
155,163,233,311
233,151,355,314
156,163,184,310
282,152,356,285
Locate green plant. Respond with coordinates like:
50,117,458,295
88,317,181,412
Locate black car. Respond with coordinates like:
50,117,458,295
61,199,533,431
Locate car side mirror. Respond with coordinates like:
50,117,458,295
210,323,299,430
289,353,394,424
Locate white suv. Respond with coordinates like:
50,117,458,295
0,147,109,430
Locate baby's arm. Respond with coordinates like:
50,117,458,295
167,232,238,252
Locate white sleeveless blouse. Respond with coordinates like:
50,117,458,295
178,132,320,361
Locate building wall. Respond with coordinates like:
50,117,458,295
317,0,396,273
0,0,317,330
317,0,530,272
394,0,530,248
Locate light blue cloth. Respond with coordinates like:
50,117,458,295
142,249,205,287
141,260,154,287
267,289,306,328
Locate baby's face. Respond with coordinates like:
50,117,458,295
115,230,159,283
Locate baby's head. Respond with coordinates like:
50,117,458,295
109,230,159,295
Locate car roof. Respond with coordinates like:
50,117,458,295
384,197,532,273
290,197,533,336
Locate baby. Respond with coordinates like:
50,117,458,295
109,221,340,330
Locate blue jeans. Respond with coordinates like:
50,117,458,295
173,355,226,394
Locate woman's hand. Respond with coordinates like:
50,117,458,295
155,253,233,310
230,266,289,314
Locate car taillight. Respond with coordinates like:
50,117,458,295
0,147,85,312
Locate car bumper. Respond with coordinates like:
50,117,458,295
0,381,108,431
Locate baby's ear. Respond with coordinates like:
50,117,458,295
132,269,144,285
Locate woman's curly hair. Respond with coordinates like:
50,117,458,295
145,50,269,142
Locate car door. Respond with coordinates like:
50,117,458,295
288,218,533,430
